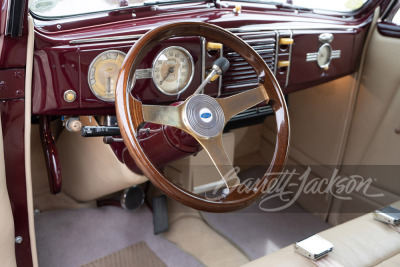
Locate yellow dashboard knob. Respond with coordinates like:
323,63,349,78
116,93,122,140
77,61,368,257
278,61,290,68
279,38,294,45
207,42,223,51
233,4,241,14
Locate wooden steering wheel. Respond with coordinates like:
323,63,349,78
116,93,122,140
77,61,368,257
116,22,290,212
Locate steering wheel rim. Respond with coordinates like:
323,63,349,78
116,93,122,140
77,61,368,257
116,21,290,212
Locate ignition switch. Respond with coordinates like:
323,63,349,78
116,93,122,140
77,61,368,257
64,117,82,132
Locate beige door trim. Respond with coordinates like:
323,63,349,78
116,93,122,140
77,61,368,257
334,7,380,167
25,15,38,267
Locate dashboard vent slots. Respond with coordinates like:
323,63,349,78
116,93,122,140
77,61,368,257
223,31,276,94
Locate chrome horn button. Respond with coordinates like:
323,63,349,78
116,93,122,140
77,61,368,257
184,94,225,139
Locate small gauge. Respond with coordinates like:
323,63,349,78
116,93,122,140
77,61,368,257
88,50,126,102
152,46,194,95
317,43,332,69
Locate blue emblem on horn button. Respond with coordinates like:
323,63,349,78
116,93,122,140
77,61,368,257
201,112,212,119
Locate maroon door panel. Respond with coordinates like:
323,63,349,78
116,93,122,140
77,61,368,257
0,99,33,267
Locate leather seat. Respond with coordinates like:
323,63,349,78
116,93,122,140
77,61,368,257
244,201,400,267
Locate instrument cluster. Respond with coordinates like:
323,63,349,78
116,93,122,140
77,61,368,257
87,45,196,103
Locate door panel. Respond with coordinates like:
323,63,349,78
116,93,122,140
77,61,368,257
0,118,17,267
329,24,400,224
262,74,359,220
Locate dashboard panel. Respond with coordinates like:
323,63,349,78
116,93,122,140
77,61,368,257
31,1,372,115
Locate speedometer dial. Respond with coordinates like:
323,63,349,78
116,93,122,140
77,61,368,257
152,46,194,95
88,50,126,102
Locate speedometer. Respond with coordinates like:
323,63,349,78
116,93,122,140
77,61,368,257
152,46,194,95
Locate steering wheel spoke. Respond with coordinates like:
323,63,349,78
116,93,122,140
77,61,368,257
141,103,188,131
216,84,269,123
197,135,240,189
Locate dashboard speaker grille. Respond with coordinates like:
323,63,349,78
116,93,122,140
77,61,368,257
223,31,276,94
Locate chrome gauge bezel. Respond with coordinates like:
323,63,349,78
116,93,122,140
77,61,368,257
317,43,332,69
87,50,127,102
152,46,195,96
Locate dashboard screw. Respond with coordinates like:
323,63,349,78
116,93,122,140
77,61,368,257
15,236,22,244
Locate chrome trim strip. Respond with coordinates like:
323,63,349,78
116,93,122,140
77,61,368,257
201,37,206,94
306,52,318,62
69,23,368,45
70,34,143,44
285,29,293,88
273,30,279,76
306,50,341,62
232,30,276,36
331,50,341,59
135,68,153,79
218,43,223,98
226,20,370,32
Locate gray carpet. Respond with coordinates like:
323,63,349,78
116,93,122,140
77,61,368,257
81,242,166,267
202,167,331,260
35,205,203,267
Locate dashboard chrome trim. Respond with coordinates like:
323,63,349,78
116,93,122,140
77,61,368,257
274,30,279,76
70,34,143,44
306,52,318,62
286,29,293,88
306,49,341,62
68,21,370,45
217,43,223,98
135,68,153,79
331,50,341,59
225,20,371,32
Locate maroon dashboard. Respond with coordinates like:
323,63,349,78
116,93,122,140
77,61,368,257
31,1,374,116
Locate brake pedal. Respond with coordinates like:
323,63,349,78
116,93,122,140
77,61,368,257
152,195,169,234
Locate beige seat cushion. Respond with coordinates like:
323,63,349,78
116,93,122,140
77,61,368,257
244,201,400,267
375,253,400,267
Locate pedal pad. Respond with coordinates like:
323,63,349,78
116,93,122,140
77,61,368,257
152,195,169,235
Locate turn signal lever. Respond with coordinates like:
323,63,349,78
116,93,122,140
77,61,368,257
194,57,230,95
81,126,120,137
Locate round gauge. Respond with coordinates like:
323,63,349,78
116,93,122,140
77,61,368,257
88,50,126,102
152,46,194,95
317,43,332,69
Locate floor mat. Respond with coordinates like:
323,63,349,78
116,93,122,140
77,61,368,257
80,241,166,267
202,167,331,260
35,205,203,267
